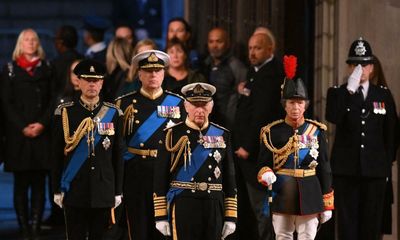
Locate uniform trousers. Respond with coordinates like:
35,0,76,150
334,175,386,240
64,206,110,240
272,213,319,240
171,196,223,240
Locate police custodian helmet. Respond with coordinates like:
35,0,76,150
346,37,374,65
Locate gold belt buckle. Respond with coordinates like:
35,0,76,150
294,169,304,178
197,182,208,191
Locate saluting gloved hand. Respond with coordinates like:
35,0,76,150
347,64,363,93
261,170,277,186
221,221,236,239
114,195,122,208
54,193,64,208
319,210,332,224
155,220,171,236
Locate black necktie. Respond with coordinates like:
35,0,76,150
357,85,364,102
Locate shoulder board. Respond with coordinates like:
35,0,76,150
163,121,184,131
104,102,124,116
305,119,327,131
164,90,185,100
54,101,74,115
210,122,230,132
114,91,137,101
260,119,284,134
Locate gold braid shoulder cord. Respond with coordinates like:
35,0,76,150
165,128,191,172
260,119,299,170
62,108,95,156
123,104,135,136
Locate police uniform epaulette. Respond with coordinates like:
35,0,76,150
163,121,184,131
210,122,230,132
114,91,137,101
104,102,124,116
305,119,327,131
165,90,185,100
260,119,285,135
54,101,74,115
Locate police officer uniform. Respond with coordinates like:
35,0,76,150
153,83,237,240
115,50,185,240
326,38,398,240
257,62,334,240
52,59,124,239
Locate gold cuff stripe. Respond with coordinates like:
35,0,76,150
154,209,168,217
225,210,237,218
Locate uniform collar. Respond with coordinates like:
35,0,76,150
284,116,305,129
140,88,163,100
79,96,100,111
185,117,209,131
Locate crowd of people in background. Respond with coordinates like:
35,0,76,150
0,14,398,240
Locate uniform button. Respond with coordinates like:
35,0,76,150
91,112,94,115
208,177,211,181
191,190,195,193
347,108,350,112
91,167,95,170
362,109,365,113
159,140,163,144
361,120,365,125
207,190,211,194
140,143,144,147
191,177,194,181
250,78,254,82
135,120,140,124
361,132,365,137
142,155,146,159
209,153,212,157
361,144,364,148
133,99,137,103
186,130,191,134
208,165,212,169
134,109,138,113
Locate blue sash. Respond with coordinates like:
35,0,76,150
166,125,223,204
123,94,181,160
61,106,116,192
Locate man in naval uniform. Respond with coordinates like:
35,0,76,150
115,50,185,240
51,59,124,239
153,83,237,240
326,38,398,240
257,57,334,240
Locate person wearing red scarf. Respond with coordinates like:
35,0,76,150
1,28,54,240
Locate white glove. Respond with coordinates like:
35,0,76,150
319,210,332,224
261,171,276,186
221,221,236,239
53,193,64,208
347,64,363,93
114,195,122,208
155,220,171,236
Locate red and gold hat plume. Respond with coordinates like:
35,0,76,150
283,55,297,80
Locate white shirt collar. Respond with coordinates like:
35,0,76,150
254,55,274,72
360,80,369,99
85,42,107,56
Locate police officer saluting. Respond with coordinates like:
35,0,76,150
257,56,333,240
51,59,124,240
115,50,184,240
153,83,237,240
326,38,398,240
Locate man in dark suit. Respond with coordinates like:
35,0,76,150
83,16,109,64
52,59,124,239
233,32,284,240
326,38,398,240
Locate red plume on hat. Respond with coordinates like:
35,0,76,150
283,55,297,80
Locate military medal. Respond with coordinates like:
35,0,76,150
202,136,226,149
308,160,319,169
214,166,221,179
102,136,111,150
157,105,181,119
213,150,222,163
310,148,319,159
97,122,115,135
373,102,386,115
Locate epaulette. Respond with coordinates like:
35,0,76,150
114,91,137,102
210,122,230,132
104,102,124,116
165,90,185,100
305,119,327,131
54,101,74,115
260,119,284,136
163,121,184,131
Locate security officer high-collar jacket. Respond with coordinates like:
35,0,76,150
326,83,398,177
51,98,124,208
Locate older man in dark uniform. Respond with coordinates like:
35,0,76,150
153,83,237,240
257,58,333,239
51,59,124,240
115,50,185,240
326,38,398,240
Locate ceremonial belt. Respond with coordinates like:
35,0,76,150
276,168,316,178
170,181,222,192
127,147,158,157
124,94,181,161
